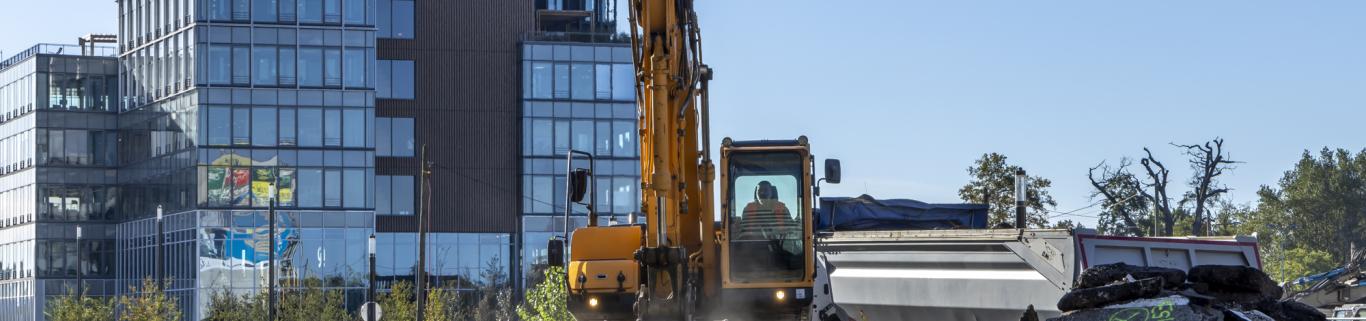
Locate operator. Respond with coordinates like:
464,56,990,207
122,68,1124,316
741,181,794,237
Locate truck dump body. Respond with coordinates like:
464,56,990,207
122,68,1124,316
816,229,1261,320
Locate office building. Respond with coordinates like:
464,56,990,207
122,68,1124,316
0,44,121,321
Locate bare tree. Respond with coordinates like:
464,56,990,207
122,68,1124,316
1139,147,1175,236
1087,159,1150,236
1174,138,1237,236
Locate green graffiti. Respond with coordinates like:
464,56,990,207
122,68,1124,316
1106,299,1176,321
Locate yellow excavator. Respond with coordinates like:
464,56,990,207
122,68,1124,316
546,0,841,320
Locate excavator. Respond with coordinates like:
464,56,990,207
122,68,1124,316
546,0,840,320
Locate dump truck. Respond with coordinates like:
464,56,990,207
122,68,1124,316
809,197,1263,321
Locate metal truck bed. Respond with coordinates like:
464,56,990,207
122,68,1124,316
813,229,1261,321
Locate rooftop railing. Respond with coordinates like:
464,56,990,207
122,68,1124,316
0,43,117,71
521,31,631,44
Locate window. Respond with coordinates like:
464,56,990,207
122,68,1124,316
299,168,322,207
232,0,249,20
279,48,296,85
595,121,612,156
280,0,297,21
324,49,342,87
376,60,414,99
343,109,364,147
571,120,592,153
298,108,322,146
595,64,612,99
343,169,364,207
299,0,322,23
378,0,414,38
253,47,278,86
324,0,341,23
233,108,251,145
324,169,341,207
343,0,365,24
554,120,569,155
252,107,276,146
324,109,341,146
279,108,296,146
253,0,277,22
343,48,366,88
613,120,635,157
208,46,231,85
571,64,593,100
553,64,569,99
612,63,634,100
299,48,322,87
207,107,231,145
377,117,414,157
207,0,231,20
233,47,250,85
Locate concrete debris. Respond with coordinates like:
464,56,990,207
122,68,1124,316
1047,264,1325,321
1020,304,1039,321
1189,265,1284,299
1057,277,1164,312
1076,262,1188,290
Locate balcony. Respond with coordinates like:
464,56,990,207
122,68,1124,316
0,44,117,71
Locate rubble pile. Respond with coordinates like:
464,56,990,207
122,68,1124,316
1042,263,1326,321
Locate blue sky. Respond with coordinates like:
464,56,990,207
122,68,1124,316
5,1,1365,227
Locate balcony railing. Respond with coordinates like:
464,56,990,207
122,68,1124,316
0,43,117,71
521,31,630,44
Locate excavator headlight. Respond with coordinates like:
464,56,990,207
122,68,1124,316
588,297,600,308
775,290,786,301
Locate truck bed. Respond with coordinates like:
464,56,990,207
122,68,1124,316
814,228,1261,320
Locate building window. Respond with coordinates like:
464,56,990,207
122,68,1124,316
343,48,367,88
376,60,414,99
233,47,251,85
612,63,634,101
207,45,231,85
531,62,552,99
595,64,612,100
344,0,366,25
571,64,593,100
299,0,323,23
553,64,569,99
251,107,277,146
253,47,278,86
343,169,365,208
324,109,342,146
378,0,414,39
279,108,297,146
376,117,414,157
299,48,323,87
324,48,342,87
253,0,278,22
233,107,251,145
279,48,297,85
343,109,366,147
376,175,414,215
298,108,323,146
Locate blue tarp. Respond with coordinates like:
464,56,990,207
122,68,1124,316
815,195,989,231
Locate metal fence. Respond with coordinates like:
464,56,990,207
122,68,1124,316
0,44,117,71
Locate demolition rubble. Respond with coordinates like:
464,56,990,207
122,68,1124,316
1025,263,1326,321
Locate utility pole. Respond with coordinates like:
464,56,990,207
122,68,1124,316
416,145,429,321
75,225,82,295
368,233,377,321
268,182,278,321
1015,169,1027,229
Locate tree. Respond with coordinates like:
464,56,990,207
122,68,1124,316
1263,247,1338,287
203,291,267,321
119,278,181,321
1139,147,1178,236
1049,219,1083,230
1176,138,1238,236
957,153,1056,228
278,281,347,321
1257,148,1366,261
380,281,418,321
45,287,114,321
1087,159,1152,236
518,266,575,321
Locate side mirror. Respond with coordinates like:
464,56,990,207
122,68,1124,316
824,159,842,184
547,238,565,267
568,169,591,203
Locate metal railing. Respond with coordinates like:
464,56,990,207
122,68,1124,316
0,43,117,70
521,31,631,44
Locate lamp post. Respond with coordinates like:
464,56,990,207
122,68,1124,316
268,183,278,321
75,225,82,295
368,233,377,321
1015,169,1027,228
155,205,164,290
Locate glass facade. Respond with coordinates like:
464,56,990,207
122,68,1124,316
113,0,379,318
0,49,122,321
373,232,512,292
519,42,639,287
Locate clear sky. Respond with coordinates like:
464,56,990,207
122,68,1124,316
5,1,1365,227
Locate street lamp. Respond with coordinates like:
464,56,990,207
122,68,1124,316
75,225,82,295
1015,169,1027,228
368,233,377,321
155,205,164,289
268,183,278,321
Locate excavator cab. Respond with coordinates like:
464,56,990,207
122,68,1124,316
717,136,829,317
